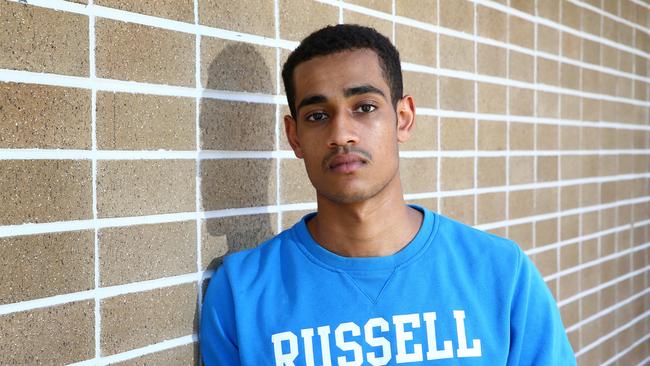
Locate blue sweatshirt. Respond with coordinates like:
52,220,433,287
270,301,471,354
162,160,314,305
201,206,576,365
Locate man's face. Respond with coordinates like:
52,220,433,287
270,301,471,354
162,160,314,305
284,49,414,204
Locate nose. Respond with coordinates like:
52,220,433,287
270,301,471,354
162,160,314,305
327,111,359,148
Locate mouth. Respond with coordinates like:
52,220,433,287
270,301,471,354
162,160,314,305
327,153,368,174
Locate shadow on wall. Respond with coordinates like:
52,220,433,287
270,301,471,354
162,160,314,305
195,42,277,363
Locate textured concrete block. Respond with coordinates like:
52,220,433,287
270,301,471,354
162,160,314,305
537,25,559,55
560,155,582,180
440,77,474,112
538,1,559,22
201,37,275,93
113,344,197,366
508,16,534,49
508,223,532,250
280,159,314,204
535,187,558,214
508,87,533,116
396,0,436,24
200,99,275,150
0,300,94,365
280,0,338,41
440,0,473,33
400,157,436,194
562,33,582,61
477,5,506,41
99,221,196,286
535,218,557,246
509,122,534,150
101,284,196,355
537,58,559,86
97,160,195,217
562,0,582,30
560,63,580,90
95,19,194,86
96,0,194,22
198,0,274,37
510,0,534,14
536,124,558,150
440,118,474,150
440,157,473,190
402,116,437,151
477,44,507,78
537,156,558,182
347,0,391,13
0,2,88,76
439,35,473,72
344,11,393,41
509,51,533,83
509,156,534,185
477,157,505,187
403,71,436,109
508,189,533,219
281,209,310,230
478,121,506,151
441,195,474,225
396,24,436,67
0,160,92,225
537,91,559,118
97,92,195,150
583,39,601,65
202,214,277,268
477,192,506,224
201,159,276,210
561,94,581,120
477,82,506,114
0,231,93,304
0,82,90,149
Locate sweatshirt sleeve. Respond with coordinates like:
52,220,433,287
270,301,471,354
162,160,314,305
200,266,241,366
506,248,577,366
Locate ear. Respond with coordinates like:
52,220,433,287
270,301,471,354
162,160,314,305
396,95,416,143
284,114,304,158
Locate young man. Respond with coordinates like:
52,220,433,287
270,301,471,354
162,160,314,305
201,24,576,365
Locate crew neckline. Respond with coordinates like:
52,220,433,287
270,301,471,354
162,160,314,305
292,205,438,272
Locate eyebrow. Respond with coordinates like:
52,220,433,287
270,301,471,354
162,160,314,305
296,84,387,113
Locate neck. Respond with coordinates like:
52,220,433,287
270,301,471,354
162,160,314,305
307,177,423,257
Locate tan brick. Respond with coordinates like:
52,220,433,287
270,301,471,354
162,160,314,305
0,300,94,365
397,0,437,24
509,87,533,116
509,16,534,49
281,159,314,203
408,198,437,213
537,58,559,86
477,82,506,114
538,1,560,21
396,25,436,67
201,37,275,93
534,248,557,277
202,214,277,268
97,160,195,217
477,44,507,78
509,189,534,219
97,92,195,150
440,118,474,150
536,124,558,150
0,83,90,149
535,187,558,215
440,0,473,33
602,44,618,69
477,192,506,224
561,94,581,120
620,50,635,74
441,157,473,190
537,156,558,182
560,126,580,150
537,25,559,55
509,157,534,185
96,19,194,86
562,33,582,61
439,35,472,72
560,242,579,270
561,155,582,180
281,210,310,230
199,0,274,37
580,183,600,207
509,122,534,150
559,271,580,301
478,121,506,151
346,0,391,13
200,100,275,150
0,2,88,76
560,63,580,90
280,0,338,42
508,223,532,250
201,159,276,210
477,5,506,41
562,0,582,29
582,98,601,121
0,160,92,225
113,344,197,366
537,91,559,118
401,158,437,194
402,116,437,151
0,231,93,304
536,218,558,246
403,71,436,109
510,0,534,14
96,0,194,22
344,11,393,41
441,195,474,225
100,221,196,286
561,214,580,241
102,284,196,355
477,157,505,187
583,39,601,65
509,51,534,83
440,77,474,112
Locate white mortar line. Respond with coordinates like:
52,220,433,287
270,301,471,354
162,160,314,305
601,332,650,366
575,310,650,357
274,0,282,233
473,0,478,227
192,0,203,345
569,0,650,37
505,7,510,239
435,0,441,214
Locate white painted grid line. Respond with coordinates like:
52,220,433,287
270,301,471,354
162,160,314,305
601,332,650,366
274,0,283,234
473,0,479,227
569,0,650,37
574,310,650,357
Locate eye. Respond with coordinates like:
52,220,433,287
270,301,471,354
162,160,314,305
305,112,328,122
354,104,377,113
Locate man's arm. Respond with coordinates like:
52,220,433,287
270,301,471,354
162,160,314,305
507,249,577,365
200,267,240,366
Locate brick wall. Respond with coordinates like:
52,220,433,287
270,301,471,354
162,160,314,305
0,0,648,364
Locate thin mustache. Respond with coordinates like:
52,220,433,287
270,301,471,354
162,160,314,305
322,146,373,169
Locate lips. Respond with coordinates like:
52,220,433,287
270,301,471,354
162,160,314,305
327,153,367,174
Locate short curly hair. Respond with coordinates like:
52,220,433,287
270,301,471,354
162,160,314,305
281,24,403,118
